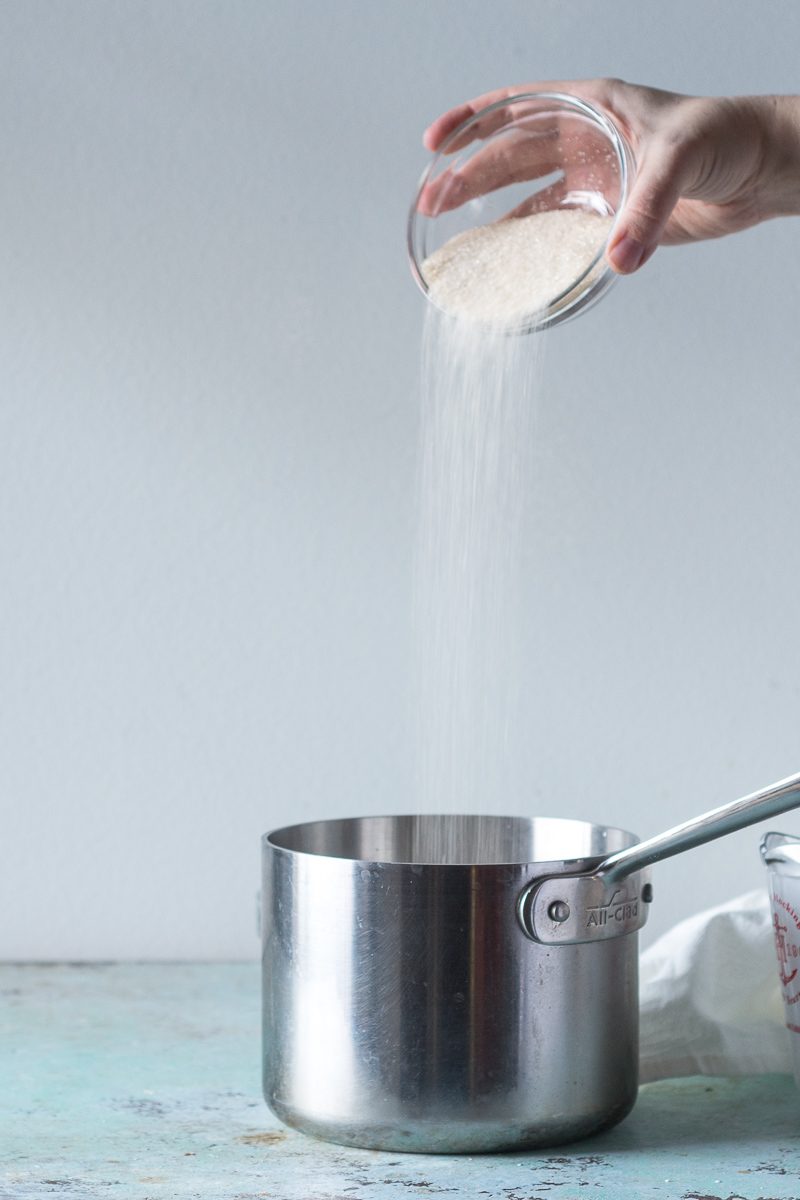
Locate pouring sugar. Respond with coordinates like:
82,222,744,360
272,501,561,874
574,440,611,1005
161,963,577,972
413,205,611,823
422,209,613,326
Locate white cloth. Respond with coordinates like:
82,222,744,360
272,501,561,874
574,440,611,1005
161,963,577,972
639,889,791,1082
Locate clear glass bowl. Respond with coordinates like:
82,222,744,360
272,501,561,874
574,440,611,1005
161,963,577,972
408,92,634,332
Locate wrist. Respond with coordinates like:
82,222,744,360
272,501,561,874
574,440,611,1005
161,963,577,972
752,95,800,218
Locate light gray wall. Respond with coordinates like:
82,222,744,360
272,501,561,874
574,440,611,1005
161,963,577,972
2,0,800,958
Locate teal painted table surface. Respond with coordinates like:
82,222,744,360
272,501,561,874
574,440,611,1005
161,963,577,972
2,964,799,1200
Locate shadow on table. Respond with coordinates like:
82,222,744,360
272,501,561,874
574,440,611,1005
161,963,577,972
573,1074,800,1154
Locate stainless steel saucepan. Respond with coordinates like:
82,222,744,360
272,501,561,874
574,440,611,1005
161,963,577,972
261,771,800,1153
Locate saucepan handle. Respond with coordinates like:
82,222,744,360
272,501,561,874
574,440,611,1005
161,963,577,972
597,769,800,884
519,769,800,946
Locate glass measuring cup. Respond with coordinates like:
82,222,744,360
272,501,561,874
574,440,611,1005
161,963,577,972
408,92,634,332
761,831,800,1087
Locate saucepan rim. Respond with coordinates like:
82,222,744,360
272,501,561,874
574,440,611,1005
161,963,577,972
264,812,639,868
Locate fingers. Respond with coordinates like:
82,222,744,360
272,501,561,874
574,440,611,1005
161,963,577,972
423,103,482,152
423,79,615,153
417,107,621,218
417,129,562,217
426,98,534,156
423,88,524,152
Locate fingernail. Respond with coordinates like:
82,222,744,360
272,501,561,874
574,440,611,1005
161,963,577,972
608,234,647,274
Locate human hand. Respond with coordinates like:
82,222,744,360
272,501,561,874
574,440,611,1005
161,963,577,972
422,80,800,274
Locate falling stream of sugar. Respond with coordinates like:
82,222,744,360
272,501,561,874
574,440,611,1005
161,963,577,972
413,210,609,860
413,308,546,828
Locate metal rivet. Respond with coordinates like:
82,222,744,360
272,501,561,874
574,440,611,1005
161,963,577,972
547,900,570,924
642,883,654,904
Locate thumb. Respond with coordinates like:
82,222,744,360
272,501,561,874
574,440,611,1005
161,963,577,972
607,144,689,274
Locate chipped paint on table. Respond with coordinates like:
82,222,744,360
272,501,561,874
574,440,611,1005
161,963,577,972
2,964,800,1199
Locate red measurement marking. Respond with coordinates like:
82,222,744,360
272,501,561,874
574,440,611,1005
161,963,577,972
773,911,799,987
